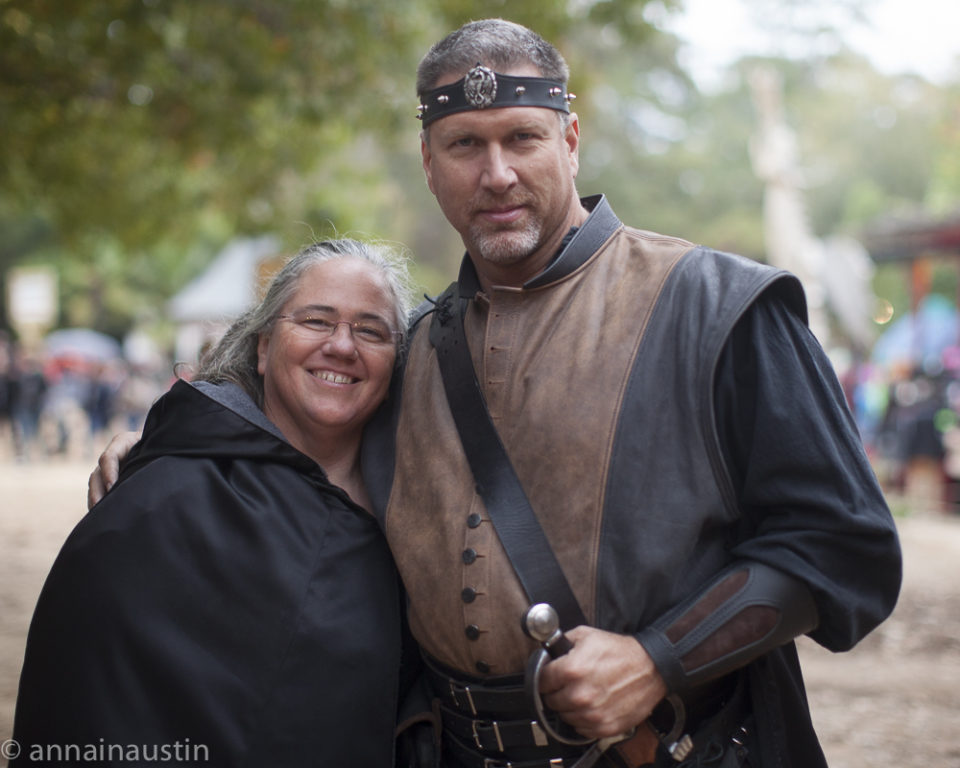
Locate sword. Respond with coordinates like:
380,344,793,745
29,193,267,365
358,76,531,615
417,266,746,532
522,603,694,765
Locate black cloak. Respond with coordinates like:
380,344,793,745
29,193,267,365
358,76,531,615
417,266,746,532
12,380,404,767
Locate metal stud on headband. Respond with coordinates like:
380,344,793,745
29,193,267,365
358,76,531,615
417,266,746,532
417,64,575,126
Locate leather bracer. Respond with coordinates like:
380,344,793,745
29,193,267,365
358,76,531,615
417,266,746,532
635,561,819,695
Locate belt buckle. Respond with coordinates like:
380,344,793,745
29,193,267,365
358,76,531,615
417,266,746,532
473,719,505,752
450,680,478,715
531,720,549,747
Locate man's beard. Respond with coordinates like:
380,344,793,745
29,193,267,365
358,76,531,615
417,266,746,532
469,217,542,266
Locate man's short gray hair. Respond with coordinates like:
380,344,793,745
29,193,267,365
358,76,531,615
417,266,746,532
194,238,416,407
416,19,570,97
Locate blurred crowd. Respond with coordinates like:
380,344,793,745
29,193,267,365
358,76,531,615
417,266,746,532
0,331,171,463
5,325,960,516
847,356,960,515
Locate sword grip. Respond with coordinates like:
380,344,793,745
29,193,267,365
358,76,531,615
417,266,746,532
545,631,573,658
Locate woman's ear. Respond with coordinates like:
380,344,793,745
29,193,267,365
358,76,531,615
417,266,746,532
257,333,270,375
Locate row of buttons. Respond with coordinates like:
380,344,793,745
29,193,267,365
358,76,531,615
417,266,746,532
463,517,489,673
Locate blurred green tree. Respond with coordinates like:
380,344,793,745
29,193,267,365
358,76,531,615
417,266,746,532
0,0,669,334
1,0,955,341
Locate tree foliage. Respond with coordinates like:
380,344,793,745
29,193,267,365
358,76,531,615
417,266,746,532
1,0,957,339
0,0,671,333
1,1,426,248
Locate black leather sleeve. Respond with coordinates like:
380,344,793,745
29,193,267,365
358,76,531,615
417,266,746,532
635,561,819,695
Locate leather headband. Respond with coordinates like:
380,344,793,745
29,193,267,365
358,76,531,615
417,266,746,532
417,64,574,126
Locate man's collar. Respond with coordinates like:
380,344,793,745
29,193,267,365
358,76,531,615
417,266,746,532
457,194,621,294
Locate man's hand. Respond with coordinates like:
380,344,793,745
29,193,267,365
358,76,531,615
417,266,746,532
86,431,141,509
537,626,668,740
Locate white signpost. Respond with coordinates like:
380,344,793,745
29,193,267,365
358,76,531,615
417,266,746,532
6,265,58,346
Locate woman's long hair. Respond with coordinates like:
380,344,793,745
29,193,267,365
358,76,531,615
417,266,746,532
193,238,416,407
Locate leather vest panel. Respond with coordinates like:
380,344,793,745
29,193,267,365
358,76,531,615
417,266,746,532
385,226,697,675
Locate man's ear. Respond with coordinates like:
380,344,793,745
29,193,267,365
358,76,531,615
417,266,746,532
565,113,581,178
421,132,437,195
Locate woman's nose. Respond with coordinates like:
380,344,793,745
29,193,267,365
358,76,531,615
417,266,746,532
323,322,360,358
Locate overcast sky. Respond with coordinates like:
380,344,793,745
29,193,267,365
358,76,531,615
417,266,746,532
661,0,960,88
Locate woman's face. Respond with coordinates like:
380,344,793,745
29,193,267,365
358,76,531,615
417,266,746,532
257,257,398,455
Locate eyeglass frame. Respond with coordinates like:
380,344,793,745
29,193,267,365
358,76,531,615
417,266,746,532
274,310,403,349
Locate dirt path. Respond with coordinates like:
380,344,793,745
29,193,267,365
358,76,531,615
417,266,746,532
1,459,91,753
798,513,960,767
1,459,958,766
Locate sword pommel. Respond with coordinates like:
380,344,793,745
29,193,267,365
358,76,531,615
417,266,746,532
522,603,573,657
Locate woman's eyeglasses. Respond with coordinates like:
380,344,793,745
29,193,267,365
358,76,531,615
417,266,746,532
276,311,401,349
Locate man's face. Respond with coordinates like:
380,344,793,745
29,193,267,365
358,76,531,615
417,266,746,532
421,65,582,287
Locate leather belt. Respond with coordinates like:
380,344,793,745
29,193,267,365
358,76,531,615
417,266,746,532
424,655,533,719
428,652,748,768
440,703,552,752
444,732,575,768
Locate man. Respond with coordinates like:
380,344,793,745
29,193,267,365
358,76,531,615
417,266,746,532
88,18,900,768
362,18,901,768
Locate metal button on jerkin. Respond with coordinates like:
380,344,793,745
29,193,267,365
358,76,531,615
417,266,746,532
461,587,477,603
462,548,478,565
465,624,481,641
467,513,482,529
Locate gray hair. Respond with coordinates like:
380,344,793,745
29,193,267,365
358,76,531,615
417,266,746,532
194,238,416,407
416,19,570,97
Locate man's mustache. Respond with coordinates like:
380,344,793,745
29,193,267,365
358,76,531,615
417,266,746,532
469,192,533,212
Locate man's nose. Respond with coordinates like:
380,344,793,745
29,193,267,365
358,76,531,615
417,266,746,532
481,146,517,191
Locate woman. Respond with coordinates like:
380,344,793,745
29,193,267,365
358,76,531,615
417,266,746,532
11,239,416,767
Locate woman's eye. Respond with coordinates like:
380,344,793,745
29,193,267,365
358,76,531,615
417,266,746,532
356,325,387,342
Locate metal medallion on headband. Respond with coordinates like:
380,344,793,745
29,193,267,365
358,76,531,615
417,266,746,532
463,64,497,108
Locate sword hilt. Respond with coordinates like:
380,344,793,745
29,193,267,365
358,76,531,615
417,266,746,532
523,602,591,746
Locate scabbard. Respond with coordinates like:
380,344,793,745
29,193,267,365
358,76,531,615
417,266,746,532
613,725,661,767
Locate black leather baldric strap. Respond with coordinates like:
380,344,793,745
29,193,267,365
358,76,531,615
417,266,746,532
428,283,587,631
